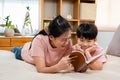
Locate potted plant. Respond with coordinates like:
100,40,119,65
4,16,15,37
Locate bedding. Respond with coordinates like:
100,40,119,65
0,50,120,80
107,25,120,57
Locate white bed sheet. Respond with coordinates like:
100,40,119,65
0,50,120,80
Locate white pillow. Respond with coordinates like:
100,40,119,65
107,25,120,57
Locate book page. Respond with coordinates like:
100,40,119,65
77,50,104,72
86,50,104,64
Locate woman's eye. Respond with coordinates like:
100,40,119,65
80,39,84,41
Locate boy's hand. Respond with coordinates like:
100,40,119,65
84,45,96,60
75,44,84,53
85,45,96,53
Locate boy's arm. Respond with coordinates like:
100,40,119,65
85,49,104,70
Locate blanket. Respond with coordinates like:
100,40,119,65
0,50,120,80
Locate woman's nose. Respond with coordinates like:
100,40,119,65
64,39,69,45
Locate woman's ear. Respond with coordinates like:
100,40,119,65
94,38,97,42
49,35,55,41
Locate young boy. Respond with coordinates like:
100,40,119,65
73,23,107,70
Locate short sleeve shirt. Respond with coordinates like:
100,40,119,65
72,43,107,63
21,35,72,66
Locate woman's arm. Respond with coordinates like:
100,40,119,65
33,56,74,73
33,56,59,73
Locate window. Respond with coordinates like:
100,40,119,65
0,0,40,35
96,0,120,31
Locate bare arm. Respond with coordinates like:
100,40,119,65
33,56,74,73
85,46,103,70
88,60,103,70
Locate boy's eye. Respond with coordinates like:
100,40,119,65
87,40,92,42
61,37,71,42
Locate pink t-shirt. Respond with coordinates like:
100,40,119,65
21,35,72,66
72,43,107,63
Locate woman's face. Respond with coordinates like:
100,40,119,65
49,30,71,48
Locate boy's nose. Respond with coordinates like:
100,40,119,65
83,42,88,46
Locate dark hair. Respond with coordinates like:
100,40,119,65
29,15,71,49
77,22,98,40
33,15,71,38
33,29,47,39
48,15,71,37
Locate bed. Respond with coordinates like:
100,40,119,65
1,25,120,80
0,50,120,80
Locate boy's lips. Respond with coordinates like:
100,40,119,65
81,46,88,49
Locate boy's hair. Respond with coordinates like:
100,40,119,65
77,22,98,40
48,15,71,37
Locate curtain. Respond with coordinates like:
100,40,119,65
0,0,39,34
96,0,120,31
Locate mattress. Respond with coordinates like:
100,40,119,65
0,50,120,80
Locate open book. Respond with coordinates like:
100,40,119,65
69,50,104,72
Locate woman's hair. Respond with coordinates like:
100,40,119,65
48,15,71,37
34,15,71,38
29,15,71,49
77,22,98,40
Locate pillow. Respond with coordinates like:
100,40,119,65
107,25,120,57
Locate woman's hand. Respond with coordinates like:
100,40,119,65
57,56,74,72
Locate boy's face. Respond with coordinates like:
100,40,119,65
77,37,96,50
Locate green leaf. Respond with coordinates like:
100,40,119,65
9,25,15,29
